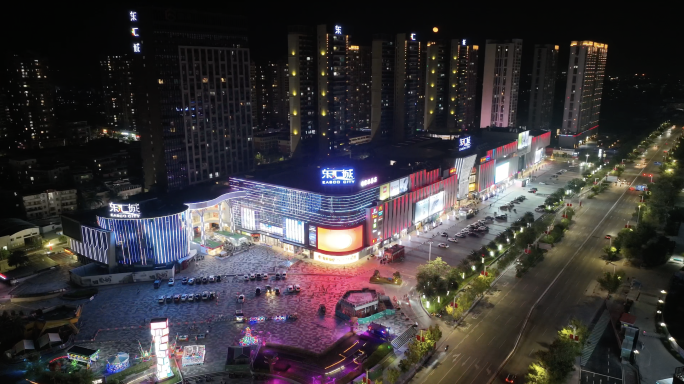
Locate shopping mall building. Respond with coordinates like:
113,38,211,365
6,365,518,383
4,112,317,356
61,130,550,270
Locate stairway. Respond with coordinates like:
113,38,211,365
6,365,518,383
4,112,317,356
580,310,611,366
391,325,418,349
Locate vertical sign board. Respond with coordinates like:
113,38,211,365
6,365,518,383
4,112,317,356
366,205,385,246
150,318,172,380
379,183,390,201
130,11,141,53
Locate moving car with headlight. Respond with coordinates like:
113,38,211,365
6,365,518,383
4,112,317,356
447,237,458,243
438,243,449,248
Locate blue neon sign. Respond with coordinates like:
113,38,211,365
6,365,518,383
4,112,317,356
459,136,472,151
321,168,355,185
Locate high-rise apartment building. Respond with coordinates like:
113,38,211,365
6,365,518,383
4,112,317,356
561,41,608,140
288,24,350,157
130,8,253,192
370,33,423,142
251,60,290,130
424,41,448,131
100,55,137,131
348,45,371,131
5,52,56,148
449,39,479,130
528,45,558,130
480,39,523,128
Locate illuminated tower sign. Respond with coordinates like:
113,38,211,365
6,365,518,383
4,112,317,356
335,25,342,35
130,10,141,53
321,168,355,185
150,318,172,380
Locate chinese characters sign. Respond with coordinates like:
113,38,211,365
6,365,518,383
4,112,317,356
109,203,141,218
335,25,342,35
459,136,471,151
130,10,140,53
321,168,355,185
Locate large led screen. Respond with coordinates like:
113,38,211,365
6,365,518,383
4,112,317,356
429,191,445,215
495,162,510,183
414,198,430,223
534,148,543,164
316,225,364,253
517,131,530,150
389,180,401,197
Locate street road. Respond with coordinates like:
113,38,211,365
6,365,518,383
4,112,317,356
407,129,677,384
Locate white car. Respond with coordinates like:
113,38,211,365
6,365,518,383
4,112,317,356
244,274,249,281
168,278,174,286
447,237,458,243
438,243,449,248
281,271,287,279
455,233,466,238
262,273,269,280
180,294,187,302
250,274,256,280
187,294,194,302
237,294,245,303
208,275,215,282
294,284,301,292
287,285,294,293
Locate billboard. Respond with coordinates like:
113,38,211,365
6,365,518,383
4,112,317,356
458,136,472,151
379,183,390,200
534,148,543,164
283,218,305,244
495,162,510,183
399,177,409,194
316,225,364,253
390,180,401,197
517,131,530,150
321,168,355,185
414,198,430,223
429,191,445,215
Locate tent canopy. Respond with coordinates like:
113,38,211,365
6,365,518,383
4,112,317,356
13,340,35,354
37,333,62,349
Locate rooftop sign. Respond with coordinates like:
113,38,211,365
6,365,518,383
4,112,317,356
109,203,141,218
321,168,355,185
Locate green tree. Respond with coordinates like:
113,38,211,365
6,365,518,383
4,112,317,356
601,246,619,261
642,235,675,267
0,248,10,260
8,250,29,268
417,257,450,276
541,339,578,383
386,367,401,384
445,268,461,291
597,270,626,295
427,324,442,342
58,235,67,244
526,362,550,384
471,274,494,295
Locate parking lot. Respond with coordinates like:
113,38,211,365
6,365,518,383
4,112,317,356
402,159,582,267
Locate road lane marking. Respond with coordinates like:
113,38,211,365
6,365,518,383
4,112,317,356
488,335,496,345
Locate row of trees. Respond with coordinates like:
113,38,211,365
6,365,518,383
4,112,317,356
526,319,588,384
398,325,442,372
0,249,29,267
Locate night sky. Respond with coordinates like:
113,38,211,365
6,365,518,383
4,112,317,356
3,2,680,85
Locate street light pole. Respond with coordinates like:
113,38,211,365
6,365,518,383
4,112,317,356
428,242,433,262
637,205,642,226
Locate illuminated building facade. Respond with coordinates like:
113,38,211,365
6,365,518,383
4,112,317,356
130,8,251,192
150,318,172,380
560,41,607,148
480,39,523,128
348,45,371,132
229,166,459,264
288,24,350,157
528,45,558,130
424,41,448,131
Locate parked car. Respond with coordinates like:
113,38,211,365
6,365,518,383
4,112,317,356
216,275,221,282
287,285,294,293
209,291,216,299
605,234,612,239
188,294,194,302
265,285,272,293
275,272,281,280
468,232,478,237
281,271,287,279
173,294,181,302
256,273,262,280
255,287,262,295
244,274,250,281
262,273,269,280
209,275,215,283
158,295,165,304
447,237,458,243
235,309,244,323
455,233,466,238
181,294,187,302
438,243,449,248
274,287,281,295
201,277,208,284
250,274,256,280
237,294,245,303
188,278,195,285
485,216,495,221
194,293,200,301
181,277,188,284
440,232,448,237
168,278,174,286
294,284,301,292
166,295,173,303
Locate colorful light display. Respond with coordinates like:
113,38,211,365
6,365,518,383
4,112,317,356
316,225,364,253
239,327,259,346
150,318,172,380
